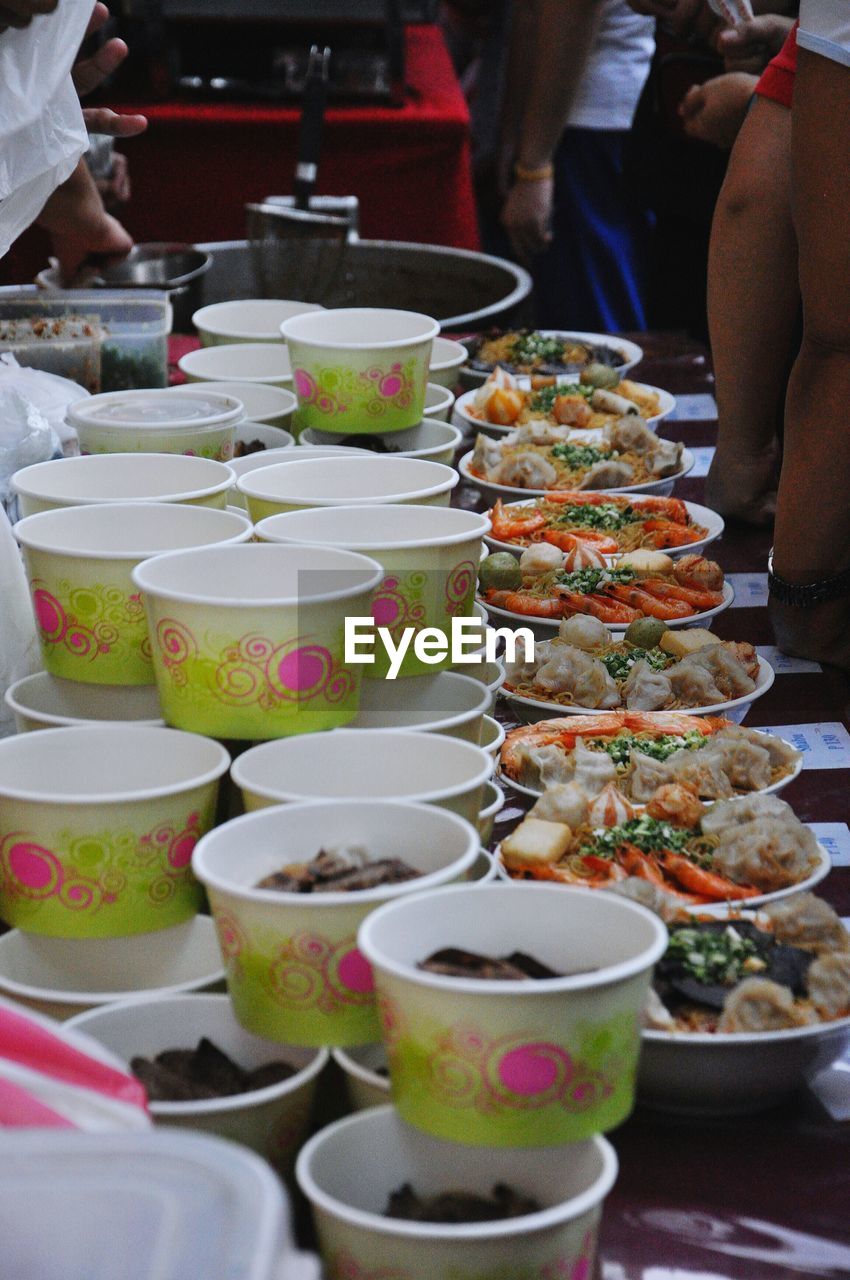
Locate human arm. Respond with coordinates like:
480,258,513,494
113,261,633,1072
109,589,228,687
704,94,795,524
35,156,132,283
499,0,601,263
717,14,795,74
679,72,758,147
770,46,850,668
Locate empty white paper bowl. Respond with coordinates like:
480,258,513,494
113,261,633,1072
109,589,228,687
429,336,468,389
16,502,253,686
231,729,493,826
13,453,236,516
0,915,223,1021
68,994,328,1171
351,672,490,743
424,382,455,421
133,542,383,740
193,299,324,346
237,456,458,521
299,418,462,466
179,343,294,388
4,673,164,733
172,380,297,428
297,1105,617,1280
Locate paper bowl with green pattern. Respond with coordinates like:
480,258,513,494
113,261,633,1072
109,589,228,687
15,503,253,686
68,994,328,1173
238,456,458,522
13,453,236,517
358,883,667,1147
132,542,383,739
280,307,439,434
253,504,487,678
68,389,244,461
296,1104,617,1280
0,725,229,938
192,799,479,1047
300,418,462,466
231,730,493,827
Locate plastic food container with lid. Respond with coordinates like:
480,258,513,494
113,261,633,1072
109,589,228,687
68,388,245,461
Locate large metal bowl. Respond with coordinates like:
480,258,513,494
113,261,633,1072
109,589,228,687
194,238,531,332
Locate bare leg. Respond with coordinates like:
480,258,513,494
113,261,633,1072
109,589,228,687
705,95,795,525
771,48,850,668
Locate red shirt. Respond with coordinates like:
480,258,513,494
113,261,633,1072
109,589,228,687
755,21,798,109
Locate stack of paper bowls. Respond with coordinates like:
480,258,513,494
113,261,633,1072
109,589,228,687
67,387,247,463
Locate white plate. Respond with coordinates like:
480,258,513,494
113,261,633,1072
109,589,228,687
480,578,735,641
499,717,796,800
454,381,674,438
459,446,693,504
459,330,645,387
494,837,830,913
501,653,774,727
482,495,726,561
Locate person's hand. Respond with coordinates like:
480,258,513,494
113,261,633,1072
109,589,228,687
75,2,147,138
716,14,794,73
37,157,133,283
95,151,130,208
500,176,554,265
0,0,56,33
705,438,780,526
679,73,757,148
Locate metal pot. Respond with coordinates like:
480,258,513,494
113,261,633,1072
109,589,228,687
193,238,531,331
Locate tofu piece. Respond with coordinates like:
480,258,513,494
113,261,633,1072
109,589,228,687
501,818,572,869
659,628,720,658
615,550,674,578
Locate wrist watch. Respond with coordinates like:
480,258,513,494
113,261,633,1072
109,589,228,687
767,548,850,606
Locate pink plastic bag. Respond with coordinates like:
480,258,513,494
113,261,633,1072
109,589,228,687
0,995,150,1131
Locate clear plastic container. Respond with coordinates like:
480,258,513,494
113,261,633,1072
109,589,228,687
0,1129,290,1280
68,388,244,461
0,290,171,393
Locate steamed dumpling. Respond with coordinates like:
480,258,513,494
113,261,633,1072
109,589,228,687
763,893,850,956
533,645,620,709
519,543,565,582
623,660,673,711
701,794,795,837
806,952,850,1019
491,452,558,489
717,978,814,1033
529,782,590,829
572,741,617,793
712,817,821,891
578,460,634,490
514,742,574,790
558,615,612,650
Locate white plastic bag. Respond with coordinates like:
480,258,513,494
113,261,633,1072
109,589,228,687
0,352,88,453
0,0,92,256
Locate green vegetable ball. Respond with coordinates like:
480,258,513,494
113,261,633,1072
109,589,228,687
624,617,668,650
580,362,621,390
479,552,522,593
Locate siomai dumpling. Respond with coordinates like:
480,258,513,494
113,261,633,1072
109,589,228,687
558,614,612,650
603,416,656,455
707,736,773,793
712,816,821,891
646,437,683,476
666,659,725,706
667,746,736,800
515,742,575,790
623,660,673,711
491,452,558,490
519,543,565,582
571,741,618,793
700,793,791,837
628,750,676,802
534,646,620,708
578,460,634,490
806,952,850,1019
529,782,590,829
764,893,850,956
717,977,814,1033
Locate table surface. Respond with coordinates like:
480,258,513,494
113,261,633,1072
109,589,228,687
457,332,850,1280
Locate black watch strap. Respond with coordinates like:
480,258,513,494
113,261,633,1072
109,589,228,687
767,549,850,607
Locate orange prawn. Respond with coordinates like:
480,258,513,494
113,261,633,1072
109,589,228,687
657,852,761,900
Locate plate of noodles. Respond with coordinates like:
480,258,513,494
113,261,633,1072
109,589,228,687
498,710,799,800
459,442,694,503
484,494,724,558
462,329,644,382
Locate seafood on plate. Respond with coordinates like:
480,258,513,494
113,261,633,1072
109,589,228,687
488,492,710,554
465,331,630,379
502,611,760,711
479,544,729,626
499,790,824,906
468,416,683,492
466,366,661,430
641,895,850,1034
500,711,801,801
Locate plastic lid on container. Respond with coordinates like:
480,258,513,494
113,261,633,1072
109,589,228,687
0,1129,288,1280
68,389,245,432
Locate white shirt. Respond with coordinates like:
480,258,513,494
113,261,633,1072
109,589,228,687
567,0,656,131
798,0,850,68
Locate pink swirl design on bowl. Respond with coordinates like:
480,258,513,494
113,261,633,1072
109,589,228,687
444,559,477,617
294,368,317,402
32,583,144,664
370,573,427,640
214,909,248,961
267,932,376,1015
329,1251,409,1280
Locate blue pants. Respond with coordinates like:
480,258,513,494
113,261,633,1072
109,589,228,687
481,128,652,333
